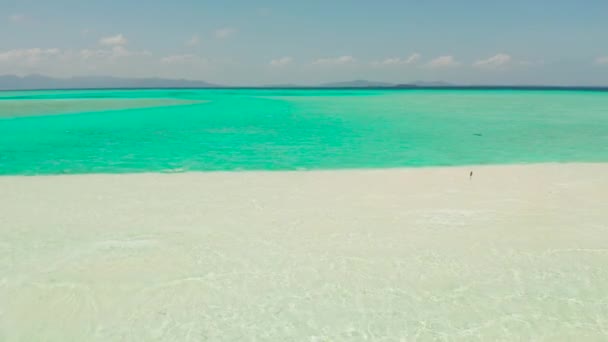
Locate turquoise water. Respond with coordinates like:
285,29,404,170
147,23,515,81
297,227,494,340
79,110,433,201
1,89,607,175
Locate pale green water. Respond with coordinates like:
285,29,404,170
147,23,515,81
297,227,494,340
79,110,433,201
1,89,607,175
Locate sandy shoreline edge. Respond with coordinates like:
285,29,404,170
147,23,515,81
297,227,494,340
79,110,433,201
1,163,607,340
2,161,607,178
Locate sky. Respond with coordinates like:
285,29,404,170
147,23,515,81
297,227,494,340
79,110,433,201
1,0,608,86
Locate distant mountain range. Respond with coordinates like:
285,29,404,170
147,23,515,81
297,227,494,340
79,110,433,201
319,80,397,88
0,75,456,90
7,75,602,90
0,74,219,90
1,75,605,91
395,81,453,87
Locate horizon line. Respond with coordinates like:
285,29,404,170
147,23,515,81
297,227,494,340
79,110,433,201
2,85,608,92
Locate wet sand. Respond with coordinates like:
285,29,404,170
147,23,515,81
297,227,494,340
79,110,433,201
1,164,607,341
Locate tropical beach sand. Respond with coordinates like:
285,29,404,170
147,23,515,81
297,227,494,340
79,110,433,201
1,163,607,341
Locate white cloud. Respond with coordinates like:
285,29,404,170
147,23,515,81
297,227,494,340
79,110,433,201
109,46,131,58
473,53,512,69
215,28,237,39
9,14,26,23
372,53,421,67
79,48,109,60
402,53,421,64
425,55,460,68
80,46,149,60
99,34,128,46
0,46,207,79
595,56,608,65
313,56,356,66
0,48,60,65
270,57,293,67
161,54,195,64
186,35,201,47
0,46,151,76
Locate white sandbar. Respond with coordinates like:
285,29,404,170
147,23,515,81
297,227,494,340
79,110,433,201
1,164,607,341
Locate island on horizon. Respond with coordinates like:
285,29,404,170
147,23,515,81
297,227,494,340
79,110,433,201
2,74,607,91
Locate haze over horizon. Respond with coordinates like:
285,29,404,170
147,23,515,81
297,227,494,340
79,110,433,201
2,0,608,86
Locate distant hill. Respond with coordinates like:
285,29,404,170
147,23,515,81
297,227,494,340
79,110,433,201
394,81,453,88
0,75,457,90
0,74,220,90
318,80,453,88
319,80,396,88
262,83,303,88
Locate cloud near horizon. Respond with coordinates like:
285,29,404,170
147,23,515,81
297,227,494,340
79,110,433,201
473,53,512,69
81,46,150,60
0,47,148,65
270,57,293,67
0,46,152,77
313,56,356,66
425,55,460,69
0,48,60,65
99,34,128,47
372,53,421,67
0,44,596,85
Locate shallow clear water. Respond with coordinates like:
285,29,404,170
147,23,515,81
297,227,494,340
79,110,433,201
1,89,607,175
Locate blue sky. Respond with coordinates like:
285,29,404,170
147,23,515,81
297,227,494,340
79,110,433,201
2,0,608,85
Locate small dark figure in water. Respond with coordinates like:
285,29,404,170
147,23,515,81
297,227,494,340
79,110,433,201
470,171,473,180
